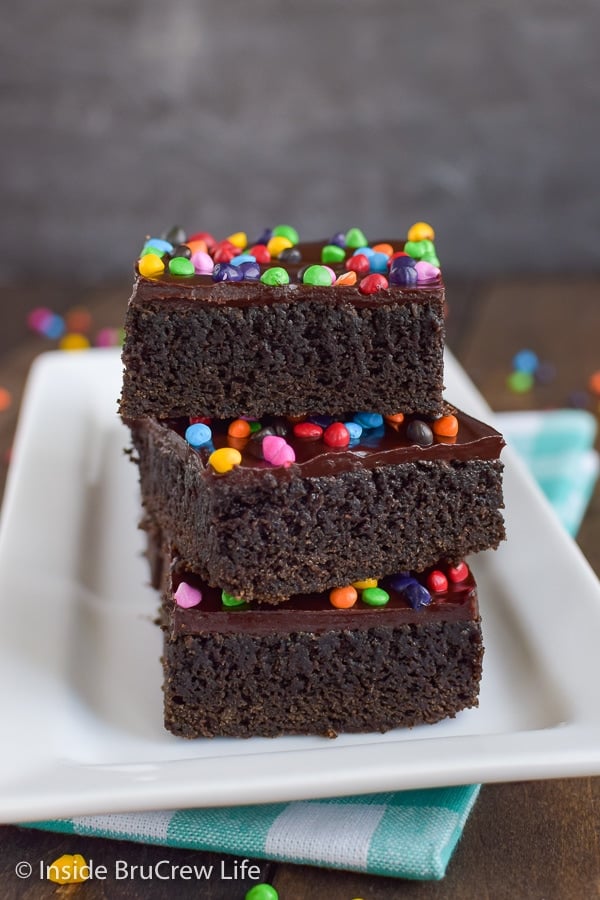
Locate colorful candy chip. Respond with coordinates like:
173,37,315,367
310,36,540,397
323,422,350,448
225,231,248,250
406,419,434,446
174,581,202,608
427,570,449,593
260,267,290,286
448,562,469,583
138,253,166,278
302,264,333,286
209,447,242,473
228,418,252,438
352,578,378,589
271,224,299,245
353,411,383,430
359,274,388,295
293,421,323,440
168,256,194,276
221,591,248,609
329,585,358,609
262,435,296,466
407,221,435,242
321,244,346,264
403,582,432,609
361,587,390,607
345,227,368,249
267,235,293,258
185,422,213,448
432,414,459,438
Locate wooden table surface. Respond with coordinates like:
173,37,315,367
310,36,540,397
0,277,599,899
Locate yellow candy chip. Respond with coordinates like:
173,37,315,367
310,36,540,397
267,235,293,257
59,333,91,352
407,221,435,242
47,854,90,884
226,231,248,250
138,252,165,277
209,447,242,473
352,578,378,590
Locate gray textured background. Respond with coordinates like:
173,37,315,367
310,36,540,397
2,0,599,280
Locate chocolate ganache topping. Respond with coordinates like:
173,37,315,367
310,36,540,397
161,405,505,481
167,566,479,637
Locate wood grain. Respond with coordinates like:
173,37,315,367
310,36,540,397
0,278,599,898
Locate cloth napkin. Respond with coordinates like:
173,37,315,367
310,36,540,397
25,409,599,881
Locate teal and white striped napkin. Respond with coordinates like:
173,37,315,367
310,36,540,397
25,409,599,881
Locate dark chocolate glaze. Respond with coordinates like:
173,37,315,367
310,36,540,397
132,240,443,310
168,568,479,637
164,405,505,480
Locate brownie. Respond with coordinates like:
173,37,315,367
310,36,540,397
126,406,505,603
158,546,484,739
119,239,445,419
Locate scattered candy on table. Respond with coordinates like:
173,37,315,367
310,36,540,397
0,388,12,413
245,884,279,900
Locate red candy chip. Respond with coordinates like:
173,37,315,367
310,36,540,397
189,416,211,425
345,254,371,275
427,570,449,593
293,421,323,440
323,422,350,448
187,231,216,251
447,562,469,583
359,274,389,295
389,251,410,262
249,244,271,263
213,241,238,263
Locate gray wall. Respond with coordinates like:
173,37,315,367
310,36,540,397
2,0,599,280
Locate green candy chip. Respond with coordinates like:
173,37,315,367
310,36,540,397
321,244,346,264
302,264,333,286
272,224,299,245
260,267,290,286
345,227,368,249
168,256,194,276
361,587,390,607
221,591,249,609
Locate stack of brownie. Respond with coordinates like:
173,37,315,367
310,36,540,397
120,224,505,739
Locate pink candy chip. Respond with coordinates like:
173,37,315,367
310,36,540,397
415,260,441,284
262,435,296,467
191,250,214,275
174,581,202,608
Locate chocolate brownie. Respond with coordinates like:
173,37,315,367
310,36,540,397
158,546,484,739
120,236,445,419
126,406,505,603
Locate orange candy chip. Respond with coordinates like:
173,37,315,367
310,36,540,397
334,271,358,286
227,418,252,438
384,412,405,431
432,414,459,437
371,243,394,256
329,585,358,609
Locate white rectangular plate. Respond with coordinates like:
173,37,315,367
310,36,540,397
1,348,600,823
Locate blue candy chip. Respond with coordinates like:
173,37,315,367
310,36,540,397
353,411,384,429
388,573,417,592
369,252,389,274
185,423,213,448
239,261,261,281
344,421,363,441
212,263,243,282
403,582,432,610
143,238,174,254
230,254,256,266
